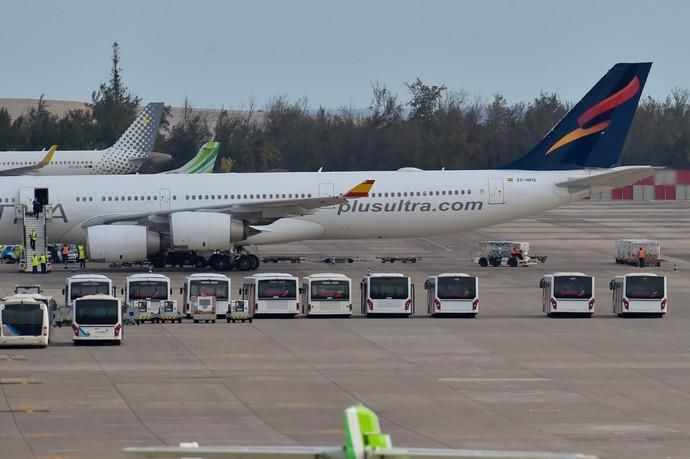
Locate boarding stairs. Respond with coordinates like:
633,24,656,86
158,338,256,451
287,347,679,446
20,205,49,273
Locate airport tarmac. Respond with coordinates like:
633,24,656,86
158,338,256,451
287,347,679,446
1,200,690,459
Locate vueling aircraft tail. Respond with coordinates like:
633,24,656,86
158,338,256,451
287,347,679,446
96,102,164,174
164,141,220,174
504,62,651,170
110,102,164,153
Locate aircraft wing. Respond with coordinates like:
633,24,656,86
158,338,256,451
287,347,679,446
0,145,57,176
370,447,597,459
555,166,658,191
79,179,375,228
122,445,595,459
123,445,345,458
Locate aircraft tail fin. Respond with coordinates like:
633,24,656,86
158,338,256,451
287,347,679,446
164,141,220,174
503,63,651,170
110,102,164,155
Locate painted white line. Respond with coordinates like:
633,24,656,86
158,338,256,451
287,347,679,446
438,378,551,382
421,237,453,252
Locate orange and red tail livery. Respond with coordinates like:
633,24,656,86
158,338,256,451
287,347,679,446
503,62,651,170
344,179,375,198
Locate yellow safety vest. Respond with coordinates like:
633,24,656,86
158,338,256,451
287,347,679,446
30,231,37,240
40,255,47,264
31,256,39,267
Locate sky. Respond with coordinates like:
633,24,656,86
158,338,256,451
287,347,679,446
1,0,689,109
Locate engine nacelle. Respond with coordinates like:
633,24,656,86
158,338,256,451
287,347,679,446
170,212,245,250
87,225,161,262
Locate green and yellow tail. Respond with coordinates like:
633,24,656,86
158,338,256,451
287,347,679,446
165,141,220,174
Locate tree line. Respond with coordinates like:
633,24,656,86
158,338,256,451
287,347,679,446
2,43,689,171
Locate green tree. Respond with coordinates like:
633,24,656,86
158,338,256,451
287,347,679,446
56,107,94,149
406,78,447,121
0,108,13,150
368,82,403,129
11,95,60,150
163,99,210,167
90,42,141,148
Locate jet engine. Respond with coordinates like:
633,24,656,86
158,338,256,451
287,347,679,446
86,225,160,262
169,212,245,250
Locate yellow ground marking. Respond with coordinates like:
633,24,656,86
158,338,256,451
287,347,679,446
278,402,318,408
222,353,255,359
249,376,284,381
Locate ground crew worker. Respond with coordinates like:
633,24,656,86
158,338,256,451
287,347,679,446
31,254,39,274
15,245,22,264
62,243,70,267
78,244,86,270
511,245,523,260
40,253,47,273
29,230,37,250
638,247,646,268
33,199,41,218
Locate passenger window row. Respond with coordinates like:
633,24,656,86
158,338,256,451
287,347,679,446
371,189,473,198
72,189,481,204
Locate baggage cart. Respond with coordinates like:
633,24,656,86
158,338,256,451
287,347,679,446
615,239,662,267
473,241,546,267
132,299,158,324
158,300,182,323
192,296,216,323
227,299,253,323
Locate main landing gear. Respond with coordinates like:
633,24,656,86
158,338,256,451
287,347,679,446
208,251,260,272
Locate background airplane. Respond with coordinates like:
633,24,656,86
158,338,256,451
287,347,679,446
0,102,165,175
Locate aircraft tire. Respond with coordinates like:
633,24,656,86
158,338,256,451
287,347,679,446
209,254,230,271
150,255,166,268
237,255,253,271
194,256,208,268
248,254,260,270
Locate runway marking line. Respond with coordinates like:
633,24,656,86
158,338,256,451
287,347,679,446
0,377,42,385
437,377,551,382
0,354,27,360
222,353,255,359
0,409,50,414
249,376,284,381
25,432,65,438
278,402,318,408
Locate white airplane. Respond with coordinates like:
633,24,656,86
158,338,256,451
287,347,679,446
0,63,655,271
0,102,164,175
123,404,597,458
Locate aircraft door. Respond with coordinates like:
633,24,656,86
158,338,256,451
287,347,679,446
488,178,504,204
19,187,34,210
319,183,335,208
159,188,171,211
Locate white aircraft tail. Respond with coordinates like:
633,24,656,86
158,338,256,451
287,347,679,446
110,102,164,153
96,103,164,174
